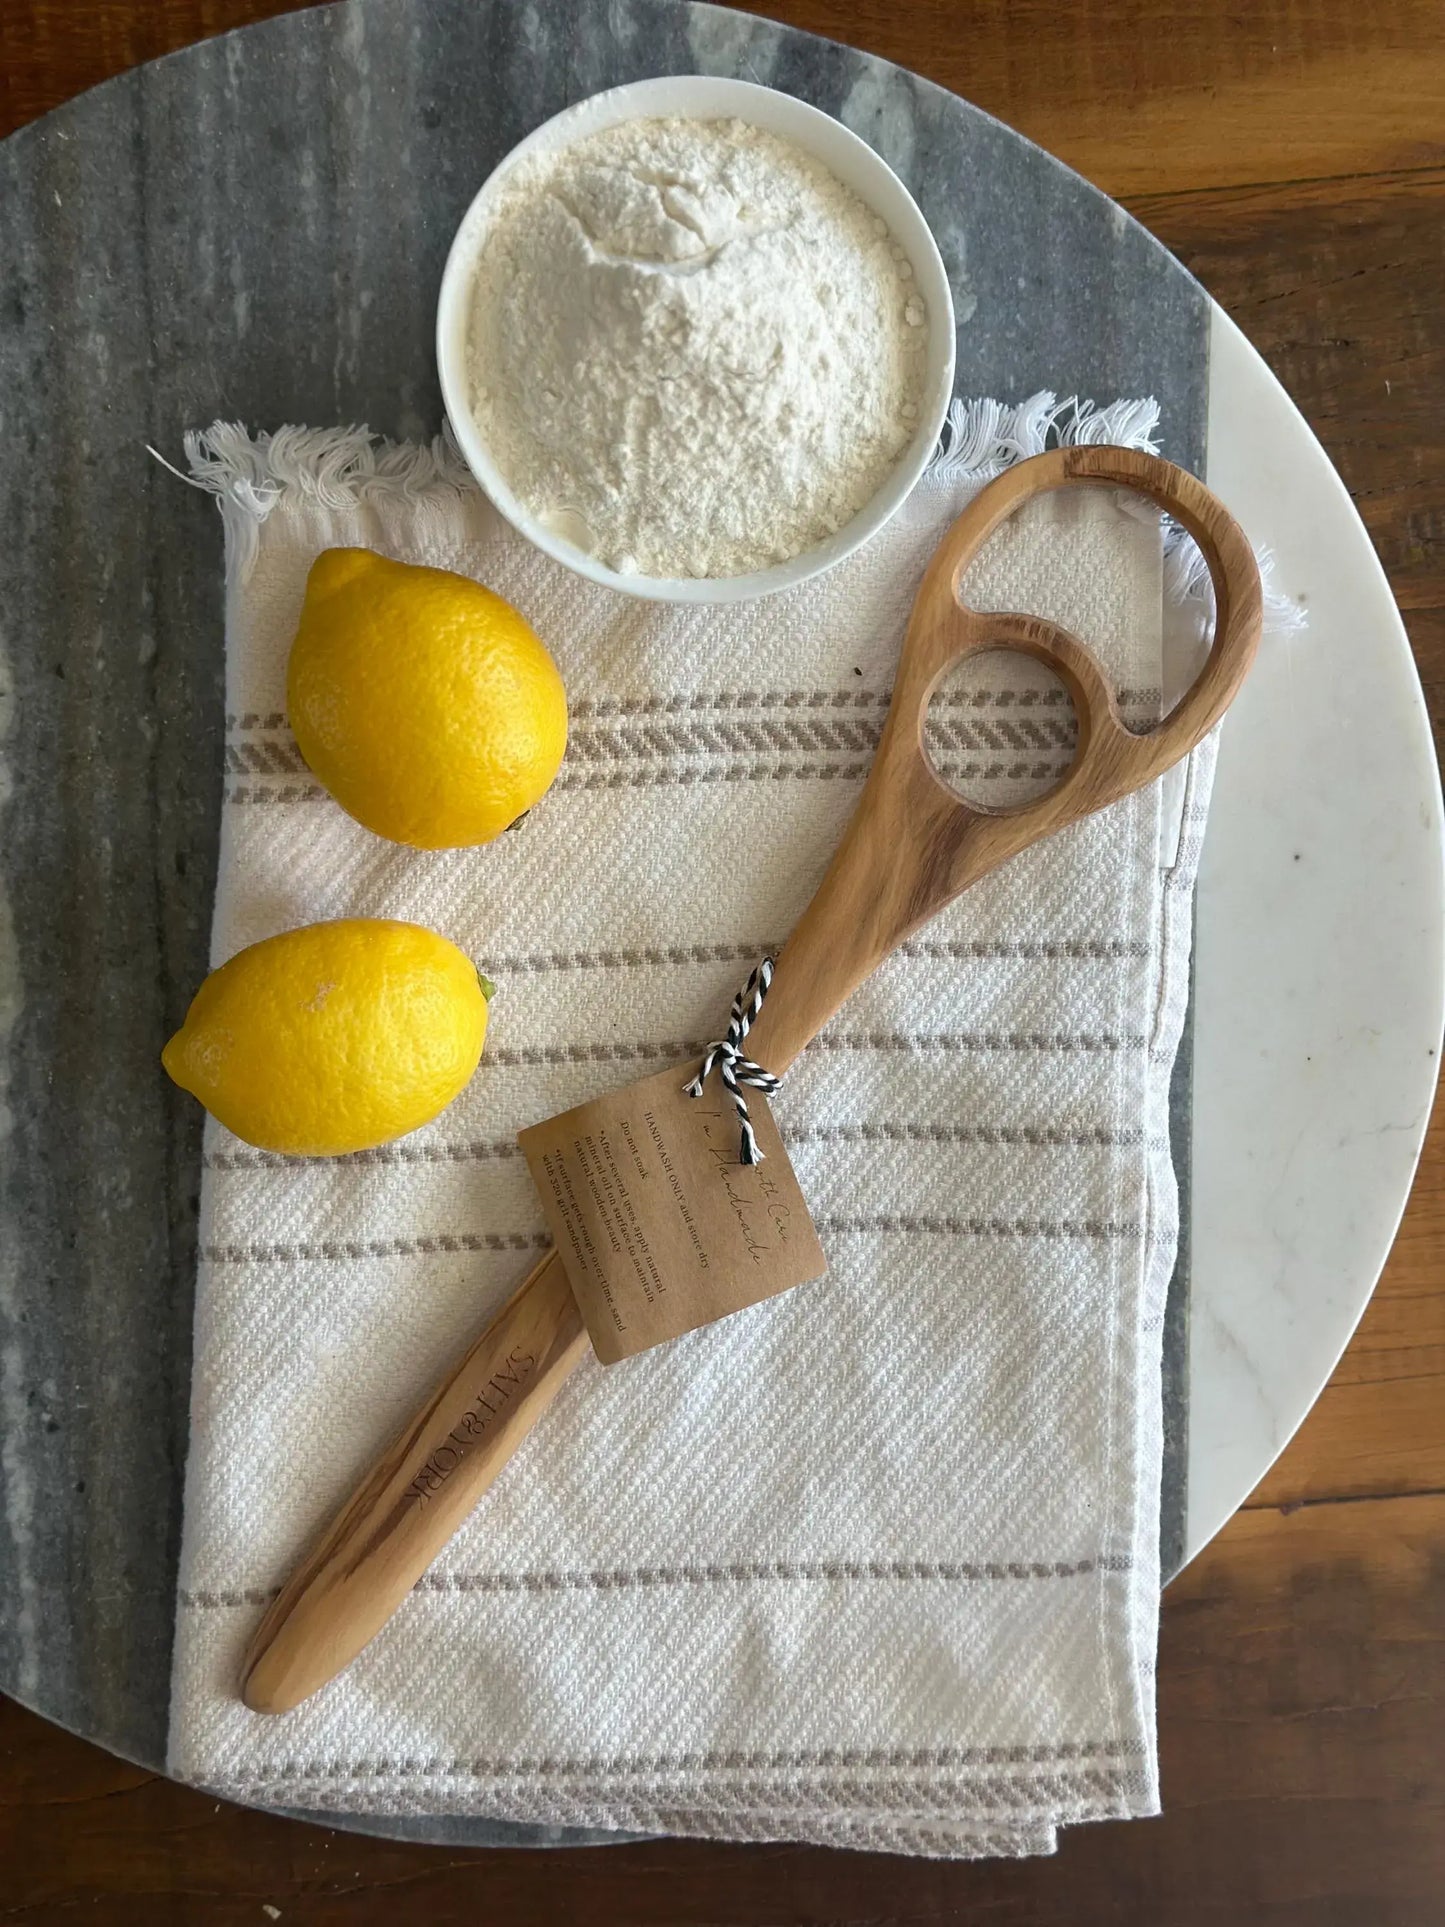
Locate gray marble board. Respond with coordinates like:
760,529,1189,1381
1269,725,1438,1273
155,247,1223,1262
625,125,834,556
0,0,1208,1849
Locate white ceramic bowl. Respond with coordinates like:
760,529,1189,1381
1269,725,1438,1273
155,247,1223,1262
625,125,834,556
436,76,957,603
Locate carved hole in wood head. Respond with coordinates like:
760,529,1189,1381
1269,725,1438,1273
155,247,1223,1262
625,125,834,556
896,450,1260,834
951,482,1172,743
921,645,1081,811
964,486,1214,738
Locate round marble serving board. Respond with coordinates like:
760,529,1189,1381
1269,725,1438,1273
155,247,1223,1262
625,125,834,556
1,0,1438,1854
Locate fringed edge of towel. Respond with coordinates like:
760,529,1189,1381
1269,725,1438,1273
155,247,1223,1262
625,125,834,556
1162,525,1306,637
149,422,474,585
923,392,1163,483
153,398,1305,633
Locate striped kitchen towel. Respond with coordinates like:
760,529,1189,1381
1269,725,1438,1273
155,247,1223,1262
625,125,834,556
167,395,1212,1856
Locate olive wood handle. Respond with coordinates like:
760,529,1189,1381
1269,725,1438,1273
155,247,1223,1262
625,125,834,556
241,1250,585,1714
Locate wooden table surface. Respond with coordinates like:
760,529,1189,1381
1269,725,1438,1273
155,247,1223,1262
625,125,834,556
2,2,1442,1919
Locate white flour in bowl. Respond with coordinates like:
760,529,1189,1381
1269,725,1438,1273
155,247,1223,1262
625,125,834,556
464,116,929,580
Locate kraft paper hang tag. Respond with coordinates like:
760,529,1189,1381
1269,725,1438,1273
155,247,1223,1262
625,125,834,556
519,1067,827,1364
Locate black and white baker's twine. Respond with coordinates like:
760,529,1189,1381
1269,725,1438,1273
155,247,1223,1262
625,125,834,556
684,958,780,1165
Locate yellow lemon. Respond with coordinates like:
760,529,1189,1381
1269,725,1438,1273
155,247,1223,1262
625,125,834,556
161,919,491,1156
287,549,567,848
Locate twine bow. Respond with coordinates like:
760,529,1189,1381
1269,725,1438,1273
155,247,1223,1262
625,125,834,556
684,958,781,1165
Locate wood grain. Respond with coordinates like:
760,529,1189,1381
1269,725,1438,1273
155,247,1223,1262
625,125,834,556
750,0,1445,200
240,1250,587,1716
1139,165,1445,766
748,447,1260,1068
5,0,1445,196
2,0,1443,1918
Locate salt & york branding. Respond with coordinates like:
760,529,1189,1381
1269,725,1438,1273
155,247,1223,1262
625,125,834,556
402,1344,536,1506
519,1067,827,1363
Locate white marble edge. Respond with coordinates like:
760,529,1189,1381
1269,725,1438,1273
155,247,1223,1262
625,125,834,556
1186,307,1445,1559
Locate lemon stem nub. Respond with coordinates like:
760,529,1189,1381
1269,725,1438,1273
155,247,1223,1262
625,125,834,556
476,969,497,1002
